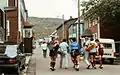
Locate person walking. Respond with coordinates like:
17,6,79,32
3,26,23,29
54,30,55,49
69,38,81,71
95,39,104,69
87,38,97,69
41,40,48,58
48,36,59,71
59,39,69,69
84,37,91,69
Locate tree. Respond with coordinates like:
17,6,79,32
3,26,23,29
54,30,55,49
81,0,120,26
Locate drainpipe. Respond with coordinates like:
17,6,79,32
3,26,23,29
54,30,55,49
62,14,64,39
4,11,7,41
98,17,100,39
78,0,81,43
18,0,21,43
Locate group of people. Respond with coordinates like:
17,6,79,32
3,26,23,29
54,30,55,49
83,37,104,70
40,36,104,71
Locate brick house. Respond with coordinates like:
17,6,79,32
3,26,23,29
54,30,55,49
83,16,120,56
4,0,28,43
56,18,77,42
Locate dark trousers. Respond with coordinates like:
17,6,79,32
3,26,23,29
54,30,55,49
43,50,47,58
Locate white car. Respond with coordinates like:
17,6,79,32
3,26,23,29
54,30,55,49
97,38,116,64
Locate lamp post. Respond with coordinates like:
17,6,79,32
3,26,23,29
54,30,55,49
78,0,80,43
62,14,65,39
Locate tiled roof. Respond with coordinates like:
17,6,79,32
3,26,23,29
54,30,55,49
56,18,78,30
24,21,33,27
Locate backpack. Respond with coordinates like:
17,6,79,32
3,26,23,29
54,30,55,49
98,43,104,54
86,43,95,51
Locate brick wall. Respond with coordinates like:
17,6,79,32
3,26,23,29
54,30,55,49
57,26,63,42
6,8,18,43
8,0,15,6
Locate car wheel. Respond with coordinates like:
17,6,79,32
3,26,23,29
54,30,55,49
109,58,114,64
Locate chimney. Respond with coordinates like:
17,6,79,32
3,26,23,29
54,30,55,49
70,16,72,19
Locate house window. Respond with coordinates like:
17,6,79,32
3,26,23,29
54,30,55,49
24,29,32,38
95,33,97,39
6,20,10,36
73,25,76,33
9,0,16,6
0,9,3,28
7,0,8,7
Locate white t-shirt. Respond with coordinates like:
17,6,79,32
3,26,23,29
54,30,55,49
41,43,48,50
59,42,68,54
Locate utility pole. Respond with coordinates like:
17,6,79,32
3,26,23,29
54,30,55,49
78,0,80,43
62,14,65,39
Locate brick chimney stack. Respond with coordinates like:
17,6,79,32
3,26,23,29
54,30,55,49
70,16,72,19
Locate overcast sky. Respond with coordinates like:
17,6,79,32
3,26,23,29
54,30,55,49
25,0,88,19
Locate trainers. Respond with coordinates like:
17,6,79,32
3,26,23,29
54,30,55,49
50,67,53,70
75,68,79,71
99,66,103,69
50,68,56,71
65,67,68,69
52,68,56,71
93,66,96,69
86,65,90,69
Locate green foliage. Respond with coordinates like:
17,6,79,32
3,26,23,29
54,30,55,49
28,17,62,37
81,0,120,25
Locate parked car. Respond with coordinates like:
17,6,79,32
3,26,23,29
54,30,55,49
0,42,26,75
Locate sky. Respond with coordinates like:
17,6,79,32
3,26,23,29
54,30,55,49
25,0,88,19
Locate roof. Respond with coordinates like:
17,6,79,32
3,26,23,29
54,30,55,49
56,18,78,30
24,21,34,27
99,38,115,43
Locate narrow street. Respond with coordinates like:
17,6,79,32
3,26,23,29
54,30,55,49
26,42,120,75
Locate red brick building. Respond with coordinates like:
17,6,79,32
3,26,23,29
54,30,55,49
4,0,28,43
84,17,120,56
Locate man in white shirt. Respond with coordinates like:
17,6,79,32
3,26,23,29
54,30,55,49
89,38,97,69
59,39,69,69
41,41,48,58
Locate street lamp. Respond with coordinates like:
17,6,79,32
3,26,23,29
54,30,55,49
62,14,65,39
78,0,80,43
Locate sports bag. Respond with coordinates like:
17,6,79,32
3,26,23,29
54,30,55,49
86,43,95,51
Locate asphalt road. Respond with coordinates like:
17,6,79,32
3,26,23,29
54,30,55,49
25,42,120,75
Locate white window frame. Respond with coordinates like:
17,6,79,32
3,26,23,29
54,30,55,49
6,20,10,36
7,0,8,7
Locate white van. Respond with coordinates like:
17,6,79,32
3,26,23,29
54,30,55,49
98,38,116,64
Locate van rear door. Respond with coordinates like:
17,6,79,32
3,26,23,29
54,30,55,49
102,43,116,58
